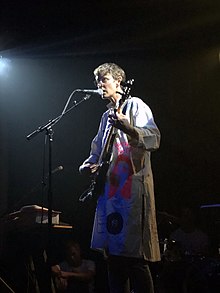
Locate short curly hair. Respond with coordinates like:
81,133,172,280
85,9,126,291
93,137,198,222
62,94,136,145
93,62,126,83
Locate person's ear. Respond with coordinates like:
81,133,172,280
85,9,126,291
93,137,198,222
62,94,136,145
116,76,122,87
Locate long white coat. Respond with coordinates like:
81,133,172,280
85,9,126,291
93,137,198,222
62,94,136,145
83,97,161,262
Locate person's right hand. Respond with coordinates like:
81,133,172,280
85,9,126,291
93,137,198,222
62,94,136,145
51,265,61,277
79,163,99,176
90,164,99,174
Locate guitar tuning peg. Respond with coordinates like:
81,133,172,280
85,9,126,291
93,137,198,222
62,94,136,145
122,79,134,87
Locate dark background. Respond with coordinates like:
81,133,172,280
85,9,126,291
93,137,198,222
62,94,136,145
0,0,220,245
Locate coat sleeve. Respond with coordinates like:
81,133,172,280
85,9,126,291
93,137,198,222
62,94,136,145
128,98,161,151
82,112,107,165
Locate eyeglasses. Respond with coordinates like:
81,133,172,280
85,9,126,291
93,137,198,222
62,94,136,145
94,76,113,86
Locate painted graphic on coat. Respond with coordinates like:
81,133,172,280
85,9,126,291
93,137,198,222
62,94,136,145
107,143,133,200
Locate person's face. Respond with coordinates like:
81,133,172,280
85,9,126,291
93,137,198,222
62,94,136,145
66,245,81,266
95,73,122,101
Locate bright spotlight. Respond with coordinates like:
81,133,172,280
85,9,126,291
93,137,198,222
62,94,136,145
0,56,11,76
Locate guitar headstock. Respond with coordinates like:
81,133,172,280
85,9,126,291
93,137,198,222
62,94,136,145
119,79,134,106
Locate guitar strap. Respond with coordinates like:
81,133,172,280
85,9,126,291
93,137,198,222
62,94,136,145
122,100,128,115
122,98,134,127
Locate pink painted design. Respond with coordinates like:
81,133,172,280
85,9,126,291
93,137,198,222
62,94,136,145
108,152,133,200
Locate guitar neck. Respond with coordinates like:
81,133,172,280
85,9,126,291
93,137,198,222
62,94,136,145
97,79,134,166
98,124,116,165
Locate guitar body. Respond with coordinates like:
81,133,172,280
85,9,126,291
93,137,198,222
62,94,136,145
79,161,110,202
91,161,110,197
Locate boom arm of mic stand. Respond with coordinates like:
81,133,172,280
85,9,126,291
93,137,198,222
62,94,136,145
26,90,91,140
26,116,61,140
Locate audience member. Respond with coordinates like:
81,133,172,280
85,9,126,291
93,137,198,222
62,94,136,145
51,240,95,293
169,205,210,257
157,205,211,293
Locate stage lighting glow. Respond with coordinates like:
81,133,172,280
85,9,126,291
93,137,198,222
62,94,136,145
0,56,11,76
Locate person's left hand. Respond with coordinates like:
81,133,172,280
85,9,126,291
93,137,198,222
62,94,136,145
60,271,70,279
109,110,130,132
109,109,138,139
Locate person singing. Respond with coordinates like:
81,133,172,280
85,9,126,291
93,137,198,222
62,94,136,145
79,62,161,293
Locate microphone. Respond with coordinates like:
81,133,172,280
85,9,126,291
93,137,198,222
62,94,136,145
76,88,103,96
51,165,64,174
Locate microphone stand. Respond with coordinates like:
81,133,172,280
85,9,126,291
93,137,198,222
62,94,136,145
26,90,91,290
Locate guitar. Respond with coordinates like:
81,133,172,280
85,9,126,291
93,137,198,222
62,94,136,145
79,79,134,202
